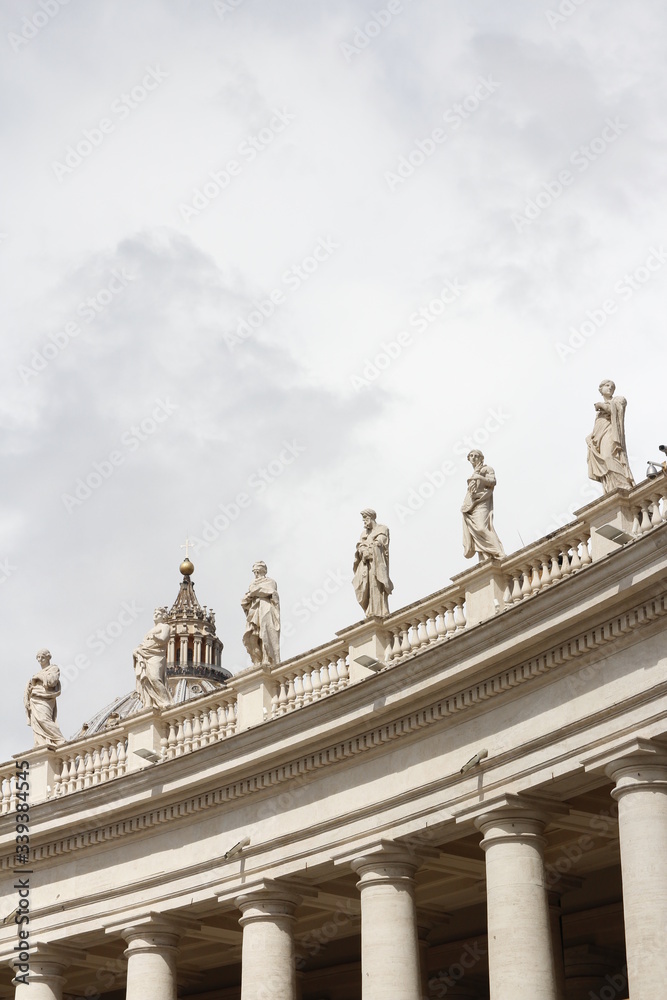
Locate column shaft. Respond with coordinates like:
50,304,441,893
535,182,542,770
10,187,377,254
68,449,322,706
352,852,421,1000
123,927,179,1000
237,888,300,1000
611,762,667,1000
478,813,557,1000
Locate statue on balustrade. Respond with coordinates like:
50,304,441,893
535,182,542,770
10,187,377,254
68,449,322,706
133,607,172,710
242,562,281,666
586,379,635,493
461,451,506,562
24,649,66,747
353,508,394,617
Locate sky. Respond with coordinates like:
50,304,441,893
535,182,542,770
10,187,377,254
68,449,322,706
2,0,666,759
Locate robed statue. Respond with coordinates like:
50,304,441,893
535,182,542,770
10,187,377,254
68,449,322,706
586,379,635,493
242,562,281,666
461,450,505,562
133,608,172,710
353,508,393,617
24,649,66,746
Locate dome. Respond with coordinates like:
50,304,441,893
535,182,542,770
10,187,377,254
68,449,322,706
71,560,231,740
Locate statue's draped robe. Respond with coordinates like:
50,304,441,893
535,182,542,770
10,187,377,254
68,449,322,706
24,665,65,746
134,623,172,709
242,577,281,666
353,523,393,617
586,395,635,493
461,465,505,561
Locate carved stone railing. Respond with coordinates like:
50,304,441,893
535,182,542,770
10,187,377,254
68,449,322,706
384,584,467,665
2,476,665,810
0,765,17,815
53,733,128,796
268,641,350,718
161,692,237,758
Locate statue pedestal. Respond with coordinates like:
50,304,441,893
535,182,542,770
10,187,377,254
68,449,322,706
14,746,61,804
451,561,505,627
337,617,391,682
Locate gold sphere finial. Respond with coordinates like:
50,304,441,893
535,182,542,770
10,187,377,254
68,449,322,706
180,558,194,577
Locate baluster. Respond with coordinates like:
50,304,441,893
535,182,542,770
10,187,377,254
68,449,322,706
640,500,652,534
91,747,102,784
631,507,641,535
117,740,127,776
650,495,664,527
337,654,349,688
530,562,542,593
192,713,202,751
319,662,331,697
206,708,219,743
175,719,185,756
511,572,523,604
167,721,178,759
217,704,228,736
435,608,447,640
521,566,532,599
579,534,592,565
278,680,289,713
227,701,237,734
454,603,467,631
108,743,118,780
310,667,322,702
183,715,194,753
270,693,279,718
200,709,211,746
549,550,562,583
286,674,297,710
328,658,340,692
100,747,110,783
444,603,457,637
293,672,305,708
400,626,412,655
415,616,429,648
569,541,582,573
84,751,94,789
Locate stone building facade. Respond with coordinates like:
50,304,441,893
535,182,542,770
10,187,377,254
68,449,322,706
1,476,666,999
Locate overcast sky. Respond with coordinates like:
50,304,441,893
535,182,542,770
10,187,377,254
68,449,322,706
2,0,666,759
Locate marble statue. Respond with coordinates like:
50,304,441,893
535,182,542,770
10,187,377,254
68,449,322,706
586,379,635,493
24,649,66,747
353,508,394,617
242,562,281,666
461,450,505,561
133,608,172,710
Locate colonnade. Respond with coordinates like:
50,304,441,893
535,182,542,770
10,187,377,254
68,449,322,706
10,753,667,1000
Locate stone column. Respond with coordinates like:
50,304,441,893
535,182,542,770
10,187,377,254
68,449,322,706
236,883,302,1000
351,848,422,1000
608,755,667,1000
122,921,180,1000
476,808,557,1000
13,953,66,999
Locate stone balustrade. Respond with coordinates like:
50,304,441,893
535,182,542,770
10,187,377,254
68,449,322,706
161,693,237,758
2,476,666,811
384,586,468,665
269,642,350,717
500,522,592,607
53,733,128,797
0,768,17,815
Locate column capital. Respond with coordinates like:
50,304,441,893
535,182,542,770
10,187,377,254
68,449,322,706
455,792,568,842
336,837,438,878
581,736,667,780
235,879,309,926
12,945,68,990
105,912,190,953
